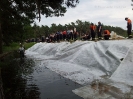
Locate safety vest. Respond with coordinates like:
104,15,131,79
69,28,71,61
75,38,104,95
127,19,132,25
104,30,110,35
90,25,96,30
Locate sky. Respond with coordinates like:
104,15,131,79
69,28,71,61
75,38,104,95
35,0,133,30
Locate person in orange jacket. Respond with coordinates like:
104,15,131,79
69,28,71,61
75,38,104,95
125,17,132,38
90,23,96,40
103,30,110,40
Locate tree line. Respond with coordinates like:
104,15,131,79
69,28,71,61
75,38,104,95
29,20,127,40
2,19,127,45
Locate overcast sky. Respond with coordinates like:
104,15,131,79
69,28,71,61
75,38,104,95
35,0,133,30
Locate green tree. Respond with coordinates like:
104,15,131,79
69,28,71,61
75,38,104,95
76,19,83,37
50,23,57,33
58,24,64,31
0,0,79,54
23,25,34,40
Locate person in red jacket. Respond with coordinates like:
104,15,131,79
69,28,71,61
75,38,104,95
104,30,110,40
125,17,132,38
62,30,67,40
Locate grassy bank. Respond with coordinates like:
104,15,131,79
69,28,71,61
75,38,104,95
0,42,36,99
3,42,36,53
0,42,36,67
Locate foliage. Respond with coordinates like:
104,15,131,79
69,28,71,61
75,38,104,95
0,0,79,54
3,42,20,53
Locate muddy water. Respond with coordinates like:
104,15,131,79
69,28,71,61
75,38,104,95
1,58,83,99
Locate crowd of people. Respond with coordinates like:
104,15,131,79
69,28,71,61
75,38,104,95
83,17,132,40
45,29,79,43
22,17,132,58
26,22,110,43
26,17,132,43
45,21,112,42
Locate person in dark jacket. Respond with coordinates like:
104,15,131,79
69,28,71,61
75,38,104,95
97,22,102,39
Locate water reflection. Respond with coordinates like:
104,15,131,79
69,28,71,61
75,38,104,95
1,58,83,99
1,58,40,99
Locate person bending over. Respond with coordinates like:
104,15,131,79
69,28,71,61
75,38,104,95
104,30,110,40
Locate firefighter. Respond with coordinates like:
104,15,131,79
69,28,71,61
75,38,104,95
90,23,96,40
125,17,132,38
104,30,110,40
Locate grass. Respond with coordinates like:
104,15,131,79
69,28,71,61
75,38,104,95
24,42,36,50
2,42,36,53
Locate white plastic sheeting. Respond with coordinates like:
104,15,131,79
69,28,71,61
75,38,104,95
110,46,133,86
26,40,133,98
26,40,133,86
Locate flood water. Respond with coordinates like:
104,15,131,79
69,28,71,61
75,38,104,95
1,58,83,99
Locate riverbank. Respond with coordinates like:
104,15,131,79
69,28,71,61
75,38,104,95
0,42,35,60
0,42,36,99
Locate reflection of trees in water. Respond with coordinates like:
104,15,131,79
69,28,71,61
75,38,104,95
1,58,40,99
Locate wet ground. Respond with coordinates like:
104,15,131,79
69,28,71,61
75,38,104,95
1,58,83,99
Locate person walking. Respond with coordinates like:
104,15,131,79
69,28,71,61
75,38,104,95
125,17,132,38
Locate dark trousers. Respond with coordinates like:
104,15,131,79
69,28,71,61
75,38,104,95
104,35,110,40
86,35,91,40
74,33,77,40
97,31,102,39
60,34,63,41
63,34,66,40
20,51,24,58
69,32,73,40
56,34,60,42
127,25,132,38
91,30,95,40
